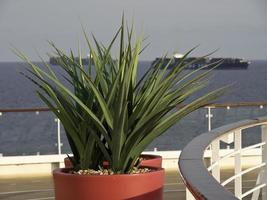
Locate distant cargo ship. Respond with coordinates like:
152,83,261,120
49,56,116,66
152,54,251,70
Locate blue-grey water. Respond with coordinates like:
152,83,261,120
1,60,267,156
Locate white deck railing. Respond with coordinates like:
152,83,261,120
1,102,267,156
179,117,267,200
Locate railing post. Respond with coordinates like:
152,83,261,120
55,118,62,155
206,107,213,131
209,107,229,185
211,138,220,182
234,129,242,199
261,125,267,200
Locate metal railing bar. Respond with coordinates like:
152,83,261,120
221,163,266,186
241,183,266,199
207,142,266,171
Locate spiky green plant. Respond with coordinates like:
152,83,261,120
16,18,225,174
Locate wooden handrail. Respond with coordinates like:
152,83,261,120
206,102,267,108
0,108,51,113
0,102,267,113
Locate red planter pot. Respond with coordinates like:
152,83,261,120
64,154,162,168
53,167,164,200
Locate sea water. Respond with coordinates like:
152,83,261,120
0,60,267,155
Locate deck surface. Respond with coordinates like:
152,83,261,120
0,169,259,200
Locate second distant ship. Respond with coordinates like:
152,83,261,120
152,54,251,70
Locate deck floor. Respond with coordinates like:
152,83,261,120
0,168,259,200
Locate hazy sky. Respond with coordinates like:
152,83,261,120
0,0,267,61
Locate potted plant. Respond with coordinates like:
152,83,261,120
16,17,225,200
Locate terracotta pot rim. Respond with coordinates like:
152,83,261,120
53,167,164,178
64,154,162,163
64,154,162,159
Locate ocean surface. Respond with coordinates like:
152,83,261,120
1,60,267,156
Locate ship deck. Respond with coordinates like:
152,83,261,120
0,168,258,200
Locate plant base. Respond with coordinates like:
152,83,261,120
64,154,162,168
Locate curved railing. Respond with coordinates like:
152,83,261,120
179,117,267,200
